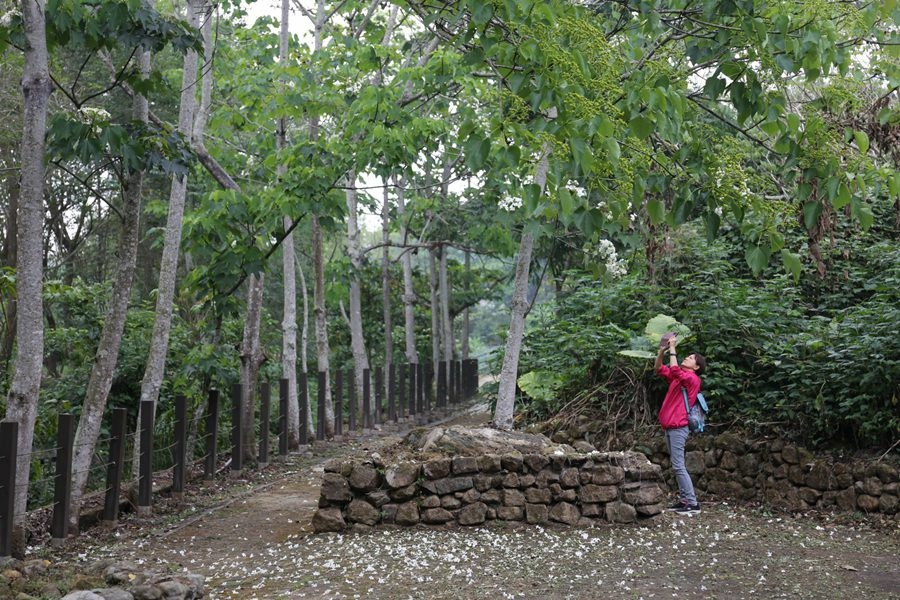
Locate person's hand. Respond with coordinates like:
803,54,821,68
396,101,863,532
667,335,678,350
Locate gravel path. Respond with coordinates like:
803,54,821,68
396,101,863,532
41,408,900,599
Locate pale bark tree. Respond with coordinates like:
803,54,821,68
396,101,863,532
381,181,394,395
311,215,334,434
296,248,314,433
68,46,150,532
439,244,453,364
278,0,301,448
428,245,441,377
345,172,370,409
132,0,204,479
5,0,53,557
461,251,470,360
493,116,555,430
240,273,266,464
395,180,419,366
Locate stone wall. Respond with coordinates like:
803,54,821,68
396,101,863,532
642,433,899,516
312,451,668,532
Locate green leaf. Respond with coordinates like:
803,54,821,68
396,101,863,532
853,130,869,154
833,183,851,210
644,314,692,346
745,244,771,276
803,201,822,230
617,350,657,359
780,249,802,282
629,115,653,139
647,199,665,225
787,113,801,134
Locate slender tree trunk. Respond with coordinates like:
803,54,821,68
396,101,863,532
493,129,554,431
277,0,300,448
0,144,18,369
311,215,334,435
395,180,419,365
439,244,453,363
68,46,149,532
240,274,265,465
381,180,393,395
296,249,313,433
132,0,203,480
308,0,333,435
428,245,441,377
5,0,52,557
346,173,370,410
462,250,470,360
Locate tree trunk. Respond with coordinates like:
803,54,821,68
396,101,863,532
68,46,149,532
240,273,265,465
131,0,203,481
296,249,313,433
492,131,554,431
5,0,52,557
439,244,453,363
428,245,441,378
395,179,419,365
0,143,18,369
381,180,393,396
277,0,300,449
311,215,334,435
346,174,370,410
462,250,470,360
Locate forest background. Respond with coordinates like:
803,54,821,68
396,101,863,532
0,0,897,550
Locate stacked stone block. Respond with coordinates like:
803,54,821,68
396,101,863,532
642,432,898,515
312,451,666,532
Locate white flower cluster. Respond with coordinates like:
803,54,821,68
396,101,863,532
714,166,752,202
498,194,522,212
596,239,627,278
78,107,112,136
0,8,19,27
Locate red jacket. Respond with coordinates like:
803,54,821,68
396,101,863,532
657,365,702,430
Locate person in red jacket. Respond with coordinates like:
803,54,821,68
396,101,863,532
654,334,706,515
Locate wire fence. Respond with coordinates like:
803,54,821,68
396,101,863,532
0,359,480,556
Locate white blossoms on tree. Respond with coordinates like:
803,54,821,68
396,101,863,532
595,238,627,278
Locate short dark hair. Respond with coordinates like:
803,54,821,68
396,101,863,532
693,353,707,376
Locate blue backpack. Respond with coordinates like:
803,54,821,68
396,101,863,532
681,387,708,433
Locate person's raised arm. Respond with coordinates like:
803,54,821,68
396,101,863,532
667,336,678,367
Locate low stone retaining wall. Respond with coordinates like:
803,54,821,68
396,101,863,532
641,433,899,516
312,450,668,532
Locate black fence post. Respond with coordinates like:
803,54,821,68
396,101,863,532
259,382,270,466
407,363,416,418
138,399,155,516
279,379,289,456
299,372,309,446
334,369,344,438
424,363,433,416
457,360,463,402
474,358,479,395
362,368,372,430
374,367,383,426
388,363,397,423
0,420,18,557
51,414,75,541
449,360,456,404
316,371,326,441
102,408,127,526
347,369,357,431
416,362,425,417
173,395,187,499
231,384,243,475
437,361,447,409
399,363,408,419
204,390,219,480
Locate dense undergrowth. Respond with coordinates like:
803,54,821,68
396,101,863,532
513,204,900,450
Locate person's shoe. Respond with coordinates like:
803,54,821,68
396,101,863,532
674,503,701,515
666,500,686,511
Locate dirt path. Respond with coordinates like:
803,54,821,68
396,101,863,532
35,408,900,599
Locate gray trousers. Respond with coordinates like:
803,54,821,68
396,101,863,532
665,426,697,505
